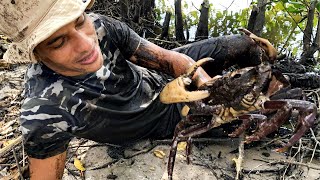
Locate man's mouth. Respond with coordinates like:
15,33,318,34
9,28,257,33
77,46,99,65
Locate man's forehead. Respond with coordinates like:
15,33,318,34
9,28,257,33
42,13,87,46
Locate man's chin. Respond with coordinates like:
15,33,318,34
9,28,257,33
86,56,103,73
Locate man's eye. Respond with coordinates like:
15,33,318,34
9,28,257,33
76,14,86,27
52,37,65,49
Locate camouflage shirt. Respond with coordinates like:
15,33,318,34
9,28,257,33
20,14,182,159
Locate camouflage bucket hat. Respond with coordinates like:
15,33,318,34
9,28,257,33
0,0,95,63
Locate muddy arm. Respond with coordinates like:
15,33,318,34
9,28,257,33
172,35,266,77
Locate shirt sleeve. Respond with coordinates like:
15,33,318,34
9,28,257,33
100,15,142,59
20,98,73,159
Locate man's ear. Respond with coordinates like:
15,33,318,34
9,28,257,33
33,49,42,62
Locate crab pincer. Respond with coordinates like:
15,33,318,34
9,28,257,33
160,58,214,104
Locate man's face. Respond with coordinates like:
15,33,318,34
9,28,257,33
35,13,103,76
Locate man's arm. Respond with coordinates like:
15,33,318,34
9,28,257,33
29,151,67,180
129,39,211,87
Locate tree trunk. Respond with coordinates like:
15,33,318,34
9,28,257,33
247,0,267,36
132,0,141,23
92,0,157,38
160,11,172,39
175,0,185,41
300,0,318,65
185,19,190,41
141,0,155,18
195,0,209,40
247,5,259,32
119,0,130,23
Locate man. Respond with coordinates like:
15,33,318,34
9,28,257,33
0,0,212,179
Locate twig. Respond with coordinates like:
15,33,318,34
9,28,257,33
243,166,286,174
66,139,88,164
282,138,302,180
0,120,16,133
191,2,200,11
153,137,240,145
277,159,320,170
124,144,157,159
0,135,22,157
233,138,244,180
68,142,122,149
0,163,14,166
309,128,320,163
22,139,25,167
12,148,24,180
290,146,320,154
253,158,320,170
87,159,119,171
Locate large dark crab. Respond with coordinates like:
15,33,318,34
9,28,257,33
159,32,317,180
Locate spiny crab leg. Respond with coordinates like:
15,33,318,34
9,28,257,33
242,100,316,152
243,100,291,145
273,99,317,152
228,114,268,137
238,28,278,62
160,58,213,104
168,114,218,180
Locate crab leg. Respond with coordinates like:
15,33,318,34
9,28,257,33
168,121,212,180
168,112,220,180
244,100,316,152
273,99,317,152
228,114,267,137
245,101,292,144
270,88,303,100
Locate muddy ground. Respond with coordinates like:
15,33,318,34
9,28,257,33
62,137,320,180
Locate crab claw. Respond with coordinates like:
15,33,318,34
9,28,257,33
238,28,278,62
159,58,213,104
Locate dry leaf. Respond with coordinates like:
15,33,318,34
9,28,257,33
153,149,166,159
74,157,85,172
177,142,187,151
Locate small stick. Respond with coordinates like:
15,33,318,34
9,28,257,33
153,137,240,145
233,135,244,180
309,128,319,163
276,159,320,170
0,136,22,157
12,148,24,180
22,140,25,167
281,139,302,180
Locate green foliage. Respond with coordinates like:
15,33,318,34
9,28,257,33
154,0,318,58
209,9,250,37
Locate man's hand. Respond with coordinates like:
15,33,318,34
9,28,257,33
29,151,66,180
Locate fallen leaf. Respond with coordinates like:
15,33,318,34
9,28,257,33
74,157,85,172
153,149,166,159
177,142,187,151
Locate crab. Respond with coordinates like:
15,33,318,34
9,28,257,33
159,31,317,180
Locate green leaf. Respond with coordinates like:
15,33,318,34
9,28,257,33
316,1,320,12
286,5,303,13
189,10,198,19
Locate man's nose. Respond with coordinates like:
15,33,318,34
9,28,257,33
73,31,92,52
